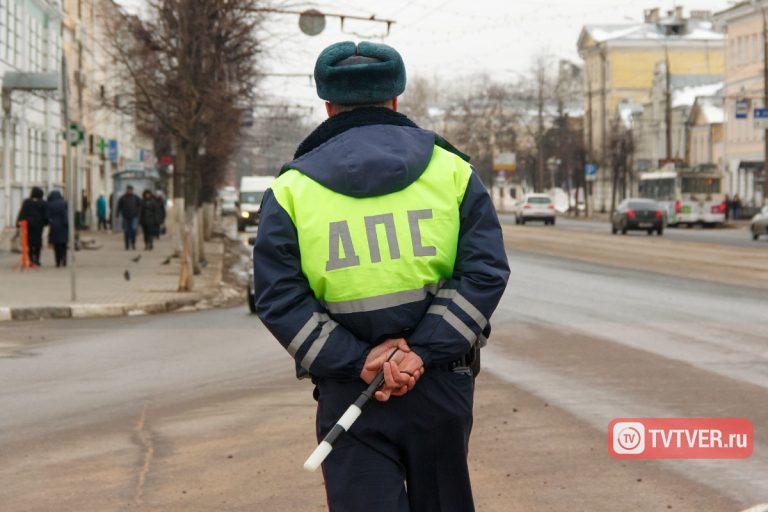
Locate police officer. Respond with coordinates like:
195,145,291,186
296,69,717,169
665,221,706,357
253,41,509,512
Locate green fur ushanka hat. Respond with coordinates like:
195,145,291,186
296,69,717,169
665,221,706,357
314,41,406,105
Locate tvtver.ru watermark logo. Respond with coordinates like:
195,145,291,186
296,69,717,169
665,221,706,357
612,421,645,455
609,418,753,459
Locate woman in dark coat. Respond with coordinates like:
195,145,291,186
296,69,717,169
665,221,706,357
139,190,160,250
16,187,47,266
46,190,69,268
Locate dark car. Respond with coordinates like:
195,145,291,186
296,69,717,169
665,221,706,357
611,199,665,236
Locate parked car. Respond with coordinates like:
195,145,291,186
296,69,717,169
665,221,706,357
751,205,768,241
513,194,556,225
611,198,665,235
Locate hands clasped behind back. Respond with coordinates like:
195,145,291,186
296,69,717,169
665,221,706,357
359,338,425,402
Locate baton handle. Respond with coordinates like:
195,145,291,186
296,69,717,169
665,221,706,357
303,371,385,472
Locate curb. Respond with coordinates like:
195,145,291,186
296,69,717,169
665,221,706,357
0,295,213,323
71,304,127,319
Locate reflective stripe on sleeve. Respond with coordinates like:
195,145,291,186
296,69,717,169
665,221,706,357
427,299,477,346
287,312,329,357
434,288,488,329
453,292,488,329
300,319,338,370
443,310,477,345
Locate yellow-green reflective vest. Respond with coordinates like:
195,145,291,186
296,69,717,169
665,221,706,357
271,145,472,312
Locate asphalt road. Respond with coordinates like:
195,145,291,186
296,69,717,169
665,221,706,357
1,241,767,510
498,213,765,249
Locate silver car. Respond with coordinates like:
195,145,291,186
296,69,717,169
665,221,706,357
512,194,556,225
751,206,768,241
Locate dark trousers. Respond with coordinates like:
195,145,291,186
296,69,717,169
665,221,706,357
316,369,475,512
123,218,138,249
27,226,43,265
97,217,108,230
142,224,155,249
53,244,67,267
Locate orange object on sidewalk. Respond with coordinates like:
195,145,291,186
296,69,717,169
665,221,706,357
13,220,37,271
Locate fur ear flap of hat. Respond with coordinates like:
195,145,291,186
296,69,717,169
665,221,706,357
314,41,406,105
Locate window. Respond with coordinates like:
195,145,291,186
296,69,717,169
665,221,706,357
681,177,721,194
13,0,20,67
0,0,4,59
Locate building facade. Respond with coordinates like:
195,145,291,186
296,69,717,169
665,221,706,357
1,0,155,237
1,0,63,230
631,63,722,173
688,95,724,169
90,0,153,226
577,6,725,211
716,1,768,208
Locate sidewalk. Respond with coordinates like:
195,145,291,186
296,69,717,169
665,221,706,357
0,228,227,321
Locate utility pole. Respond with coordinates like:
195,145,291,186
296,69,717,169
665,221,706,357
665,45,673,161
62,55,77,302
585,66,594,217
600,44,608,212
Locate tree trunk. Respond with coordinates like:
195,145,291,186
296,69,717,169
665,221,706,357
174,140,191,291
610,161,620,216
196,206,206,265
177,198,195,291
202,202,214,241
190,205,201,275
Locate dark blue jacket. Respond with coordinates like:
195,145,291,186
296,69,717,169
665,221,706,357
46,191,69,245
253,108,509,380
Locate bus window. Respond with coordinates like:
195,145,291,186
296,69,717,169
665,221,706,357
682,177,721,195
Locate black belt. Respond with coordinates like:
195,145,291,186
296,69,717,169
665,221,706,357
437,354,470,371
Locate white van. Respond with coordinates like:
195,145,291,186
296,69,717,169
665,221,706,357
238,176,275,231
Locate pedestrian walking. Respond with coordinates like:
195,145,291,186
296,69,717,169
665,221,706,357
733,194,743,220
46,190,69,268
96,193,108,231
252,41,509,512
155,190,167,238
108,192,114,229
724,194,732,221
116,185,141,250
78,189,89,229
139,189,160,250
16,187,47,266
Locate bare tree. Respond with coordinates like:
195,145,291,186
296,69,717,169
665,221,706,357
608,121,634,215
442,76,518,185
101,0,262,290
399,76,439,128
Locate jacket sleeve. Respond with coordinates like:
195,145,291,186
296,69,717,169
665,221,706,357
407,171,510,366
253,189,373,380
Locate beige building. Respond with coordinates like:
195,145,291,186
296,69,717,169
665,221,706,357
688,95,724,169
62,0,153,226
716,1,768,208
61,0,97,223
631,62,722,173
577,7,725,211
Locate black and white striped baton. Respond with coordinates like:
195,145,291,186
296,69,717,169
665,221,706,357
303,349,399,472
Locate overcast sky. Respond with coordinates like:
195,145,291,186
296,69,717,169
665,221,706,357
117,0,733,116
